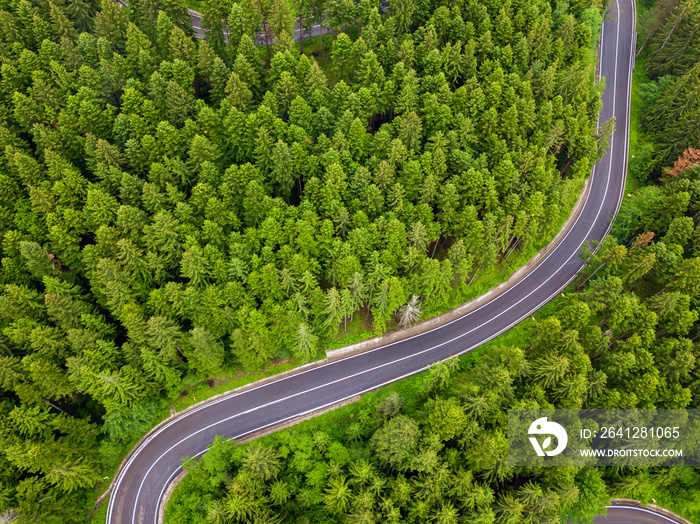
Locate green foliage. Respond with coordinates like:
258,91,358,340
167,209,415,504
370,414,420,469
568,469,611,524
0,0,610,519
169,147,700,524
634,0,700,179
375,390,403,418
102,401,162,444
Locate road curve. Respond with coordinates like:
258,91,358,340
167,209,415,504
106,1,644,523
594,506,688,524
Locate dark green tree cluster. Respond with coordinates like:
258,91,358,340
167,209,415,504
631,0,700,179
167,161,700,524
0,0,604,519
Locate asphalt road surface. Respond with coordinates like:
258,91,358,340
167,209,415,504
593,506,687,524
104,1,681,524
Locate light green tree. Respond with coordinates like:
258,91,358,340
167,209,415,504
188,327,224,373
292,322,318,362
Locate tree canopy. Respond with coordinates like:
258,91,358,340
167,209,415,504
0,0,610,519
169,164,700,524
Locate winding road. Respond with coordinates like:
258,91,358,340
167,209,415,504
104,1,685,524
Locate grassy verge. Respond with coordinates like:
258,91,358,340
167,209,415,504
183,0,202,12
628,65,645,161
88,503,107,524
646,475,700,523
626,52,651,194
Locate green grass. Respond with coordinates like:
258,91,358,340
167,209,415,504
625,0,657,192
629,68,644,158
621,0,654,195
298,33,335,78
169,360,309,412
626,55,651,191
183,0,203,12
87,501,107,524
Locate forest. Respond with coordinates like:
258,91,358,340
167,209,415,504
0,0,609,519
164,0,700,522
167,160,700,522
630,0,700,180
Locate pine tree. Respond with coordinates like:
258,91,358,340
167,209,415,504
19,242,55,279
49,2,75,40
397,111,422,151
170,25,197,62
210,57,231,103
188,327,224,373
292,322,318,361
225,71,253,110
242,444,281,481
323,287,344,333
269,0,294,41
275,72,298,116
202,0,229,59
323,476,353,516
397,295,421,327
393,0,415,34
326,0,355,39
165,80,195,126
376,391,404,418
